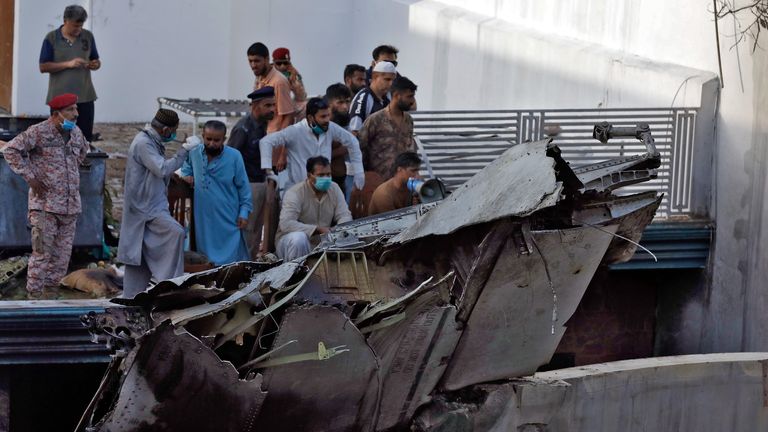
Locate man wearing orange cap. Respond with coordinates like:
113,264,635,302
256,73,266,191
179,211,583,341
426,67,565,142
2,93,89,297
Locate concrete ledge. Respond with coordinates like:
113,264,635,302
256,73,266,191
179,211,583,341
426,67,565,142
417,353,768,431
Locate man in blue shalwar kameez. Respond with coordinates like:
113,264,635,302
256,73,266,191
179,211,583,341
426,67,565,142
181,121,252,265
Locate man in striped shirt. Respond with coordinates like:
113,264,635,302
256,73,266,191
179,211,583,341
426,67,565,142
348,61,396,134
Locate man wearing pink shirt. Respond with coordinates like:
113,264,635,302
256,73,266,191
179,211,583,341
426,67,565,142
247,42,294,171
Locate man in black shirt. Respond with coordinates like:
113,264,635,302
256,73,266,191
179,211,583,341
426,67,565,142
228,86,275,259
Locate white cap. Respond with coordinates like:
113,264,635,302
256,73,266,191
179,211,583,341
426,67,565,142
372,61,397,74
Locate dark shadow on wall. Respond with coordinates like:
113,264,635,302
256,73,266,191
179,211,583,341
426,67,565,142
549,267,707,368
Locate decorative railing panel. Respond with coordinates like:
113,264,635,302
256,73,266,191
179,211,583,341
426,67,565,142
413,108,698,219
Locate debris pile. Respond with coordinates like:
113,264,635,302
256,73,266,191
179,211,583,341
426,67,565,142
78,126,663,431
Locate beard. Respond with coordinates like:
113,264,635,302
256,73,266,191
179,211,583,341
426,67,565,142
396,100,412,112
258,112,275,122
331,111,350,127
204,145,224,157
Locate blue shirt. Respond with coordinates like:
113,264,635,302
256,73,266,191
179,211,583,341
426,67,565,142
181,146,252,265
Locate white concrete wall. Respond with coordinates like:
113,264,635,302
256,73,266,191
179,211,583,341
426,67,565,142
416,353,768,431
12,0,710,121
12,0,234,122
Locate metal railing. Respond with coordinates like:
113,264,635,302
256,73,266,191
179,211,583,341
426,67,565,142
412,108,699,219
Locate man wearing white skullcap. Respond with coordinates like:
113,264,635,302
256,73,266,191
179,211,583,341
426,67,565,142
348,61,397,133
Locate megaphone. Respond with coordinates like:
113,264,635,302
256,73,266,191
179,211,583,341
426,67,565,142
407,178,447,203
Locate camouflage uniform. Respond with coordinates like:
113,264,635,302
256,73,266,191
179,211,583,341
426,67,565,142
3,118,88,294
357,108,415,180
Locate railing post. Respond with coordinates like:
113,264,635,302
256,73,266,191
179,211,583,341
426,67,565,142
689,76,719,219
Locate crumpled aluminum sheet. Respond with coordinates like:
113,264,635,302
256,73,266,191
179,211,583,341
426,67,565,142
255,305,379,432
391,140,562,244
93,321,267,432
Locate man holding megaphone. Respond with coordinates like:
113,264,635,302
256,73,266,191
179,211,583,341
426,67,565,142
368,152,423,216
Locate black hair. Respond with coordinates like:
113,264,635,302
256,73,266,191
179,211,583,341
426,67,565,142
203,120,227,134
325,83,352,101
247,42,269,58
306,156,331,174
63,5,87,22
344,64,366,79
391,76,418,94
306,97,329,117
372,45,399,60
394,152,421,170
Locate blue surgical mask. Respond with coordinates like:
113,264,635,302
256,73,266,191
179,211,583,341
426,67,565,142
62,119,76,131
162,131,177,143
311,124,325,135
314,176,333,192
59,113,76,131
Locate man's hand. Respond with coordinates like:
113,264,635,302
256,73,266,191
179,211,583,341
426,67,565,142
87,59,101,70
315,226,330,235
28,178,47,197
276,152,287,172
182,136,202,151
181,176,194,186
237,217,248,229
69,58,88,69
353,172,365,190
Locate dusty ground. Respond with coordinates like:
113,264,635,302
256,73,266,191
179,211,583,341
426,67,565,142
0,122,193,300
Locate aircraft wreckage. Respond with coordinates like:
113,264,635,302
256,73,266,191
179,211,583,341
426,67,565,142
77,123,662,431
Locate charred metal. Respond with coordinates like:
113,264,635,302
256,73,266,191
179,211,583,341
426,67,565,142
77,124,662,432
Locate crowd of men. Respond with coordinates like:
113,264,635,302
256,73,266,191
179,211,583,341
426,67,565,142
1,5,428,299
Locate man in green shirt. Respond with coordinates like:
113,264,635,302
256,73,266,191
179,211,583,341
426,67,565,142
39,5,101,142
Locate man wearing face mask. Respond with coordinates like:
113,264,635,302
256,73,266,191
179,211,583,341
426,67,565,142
229,86,276,259
118,108,202,297
259,97,365,193
276,156,352,260
2,93,88,298
358,76,418,181
180,120,252,265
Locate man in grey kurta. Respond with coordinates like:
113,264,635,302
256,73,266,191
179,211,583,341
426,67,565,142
117,109,201,297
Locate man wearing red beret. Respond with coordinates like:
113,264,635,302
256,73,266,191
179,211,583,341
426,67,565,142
272,47,307,119
2,93,89,297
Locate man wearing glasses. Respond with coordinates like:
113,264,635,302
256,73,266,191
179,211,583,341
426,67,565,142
364,45,400,87
272,47,307,119
275,156,352,260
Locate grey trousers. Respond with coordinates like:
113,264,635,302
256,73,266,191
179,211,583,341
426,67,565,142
122,214,185,297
